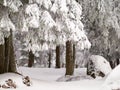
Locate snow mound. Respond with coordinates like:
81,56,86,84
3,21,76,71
0,73,27,88
102,65,120,90
87,55,112,78
0,73,57,90
91,55,112,75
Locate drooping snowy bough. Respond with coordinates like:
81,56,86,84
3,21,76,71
1,0,91,50
0,0,22,44
20,0,91,53
0,0,91,53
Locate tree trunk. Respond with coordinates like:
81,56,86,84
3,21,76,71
8,30,17,72
28,50,34,67
75,0,78,2
4,37,10,72
109,60,115,69
48,50,52,68
0,44,5,74
116,58,119,65
56,45,60,68
73,44,76,66
65,41,74,75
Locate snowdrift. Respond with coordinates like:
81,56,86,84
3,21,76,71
87,55,112,78
103,64,120,90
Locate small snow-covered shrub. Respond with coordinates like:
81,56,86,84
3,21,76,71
87,55,112,78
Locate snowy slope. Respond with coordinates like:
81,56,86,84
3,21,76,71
102,64,120,90
0,67,104,90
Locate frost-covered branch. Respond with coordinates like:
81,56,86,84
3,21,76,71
0,0,91,51
3,0,22,12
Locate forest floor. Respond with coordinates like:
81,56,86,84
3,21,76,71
0,67,105,90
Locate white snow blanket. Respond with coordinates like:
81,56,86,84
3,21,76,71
0,68,104,90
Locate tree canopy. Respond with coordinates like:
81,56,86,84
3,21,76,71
0,0,91,53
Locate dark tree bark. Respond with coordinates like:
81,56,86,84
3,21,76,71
8,30,17,72
20,0,29,4
56,45,61,68
109,60,115,69
116,58,119,65
0,44,5,74
75,0,78,2
73,44,76,66
115,52,120,65
48,50,52,68
65,41,74,75
28,50,34,67
4,37,10,72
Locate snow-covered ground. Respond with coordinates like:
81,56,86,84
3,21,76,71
0,67,104,90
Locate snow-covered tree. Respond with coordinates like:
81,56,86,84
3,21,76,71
0,0,91,74
0,0,22,73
